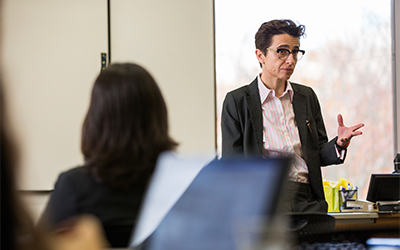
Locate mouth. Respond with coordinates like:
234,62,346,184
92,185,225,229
281,68,293,73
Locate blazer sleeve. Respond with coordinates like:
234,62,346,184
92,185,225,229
38,172,79,229
320,137,346,166
221,92,244,157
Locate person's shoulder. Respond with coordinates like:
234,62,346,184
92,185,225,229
290,82,316,95
290,81,311,90
61,165,88,175
53,166,96,192
58,166,91,182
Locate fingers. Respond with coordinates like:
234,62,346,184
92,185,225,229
337,114,344,126
351,123,365,132
338,114,364,132
340,129,363,143
337,115,364,145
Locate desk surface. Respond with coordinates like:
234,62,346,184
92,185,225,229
329,212,379,220
330,212,400,231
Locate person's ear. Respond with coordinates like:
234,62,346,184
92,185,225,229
255,49,265,65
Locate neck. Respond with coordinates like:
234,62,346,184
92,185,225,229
260,74,287,97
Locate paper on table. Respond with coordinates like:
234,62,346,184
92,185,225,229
130,151,214,247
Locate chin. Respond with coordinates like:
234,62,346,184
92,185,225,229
279,76,291,81
283,74,293,80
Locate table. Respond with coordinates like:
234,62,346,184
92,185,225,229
327,212,400,243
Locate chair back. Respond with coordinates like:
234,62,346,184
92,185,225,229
103,221,135,248
289,213,336,243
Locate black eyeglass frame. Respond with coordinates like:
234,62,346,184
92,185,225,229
266,48,306,61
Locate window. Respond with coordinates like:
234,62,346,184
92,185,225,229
215,0,393,199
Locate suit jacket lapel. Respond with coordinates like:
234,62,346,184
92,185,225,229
291,83,309,149
245,79,263,155
244,80,309,156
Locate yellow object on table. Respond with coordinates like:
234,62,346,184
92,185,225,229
323,178,354,212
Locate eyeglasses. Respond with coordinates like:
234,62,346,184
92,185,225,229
266,48,305,61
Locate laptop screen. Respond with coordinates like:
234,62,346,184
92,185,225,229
366,173,400,202
130,156,291,250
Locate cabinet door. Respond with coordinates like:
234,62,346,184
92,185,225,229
1,0,108,190
110,0,216,154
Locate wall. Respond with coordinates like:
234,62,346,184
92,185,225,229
1,0,109,190
110,0,216,154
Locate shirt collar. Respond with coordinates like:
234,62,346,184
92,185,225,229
257,74,294,103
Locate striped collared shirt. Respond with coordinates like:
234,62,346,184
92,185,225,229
257,75,309,183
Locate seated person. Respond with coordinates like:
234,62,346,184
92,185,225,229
38,63,178,247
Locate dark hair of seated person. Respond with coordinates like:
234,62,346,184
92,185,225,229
81,63,178,190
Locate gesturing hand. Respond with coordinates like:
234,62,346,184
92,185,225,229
337,114,364,148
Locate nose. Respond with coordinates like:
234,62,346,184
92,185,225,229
285,53,296,64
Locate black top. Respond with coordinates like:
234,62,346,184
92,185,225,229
39,166,147,247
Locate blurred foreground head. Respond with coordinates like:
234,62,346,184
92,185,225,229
1,78,53,250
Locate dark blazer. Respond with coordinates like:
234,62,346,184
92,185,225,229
221,78,345,207
39,166,147,247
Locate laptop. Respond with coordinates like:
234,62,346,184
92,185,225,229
130,155,292,250
366,173,400,202
366,173,400,212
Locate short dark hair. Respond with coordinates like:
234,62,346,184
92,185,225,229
255,19,306,54
81,63,178,189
